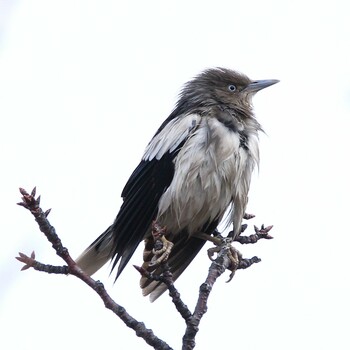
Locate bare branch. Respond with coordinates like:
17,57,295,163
182,240,231,350
134,264,192,321
17,187,173,350
235,224,273,244
16,251,69,274
17,187,273,349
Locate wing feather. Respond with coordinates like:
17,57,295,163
76,113,201,280
143,114,200,161
109,114,200,277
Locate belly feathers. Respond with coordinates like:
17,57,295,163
157,118,252,234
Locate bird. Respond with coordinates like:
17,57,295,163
76,67,278,301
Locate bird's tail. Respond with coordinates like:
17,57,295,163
75,226,115,276
140,233,206,302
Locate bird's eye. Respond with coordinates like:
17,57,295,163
228,84,237,92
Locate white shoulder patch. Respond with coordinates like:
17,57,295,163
143,114,201,161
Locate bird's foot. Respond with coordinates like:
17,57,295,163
195,232,262,282
207,237,243,282
148,221,174,267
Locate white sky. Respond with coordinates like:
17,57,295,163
1,1,349,349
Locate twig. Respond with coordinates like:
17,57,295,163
181,233,263,349
134,264,192,321
16,188,173,350
16,251,69,274
235,224,273,244
182,241,231,350
17,187,272,350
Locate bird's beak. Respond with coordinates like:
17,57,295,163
244,79,279,93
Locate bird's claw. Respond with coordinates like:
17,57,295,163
150,235,174,266
149,221,174,267
206,237,243,282
207,246,220,261
226,245,242,282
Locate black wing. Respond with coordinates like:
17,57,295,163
110,112,201,278
110,151,176,279
76,112,201,280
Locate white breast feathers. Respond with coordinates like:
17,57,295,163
144,113,259,237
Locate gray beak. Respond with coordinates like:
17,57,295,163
244,79,279,93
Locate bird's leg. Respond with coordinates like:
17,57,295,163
194,232,222,246
194,232,243,281
149,221,174,267
206,237,243,282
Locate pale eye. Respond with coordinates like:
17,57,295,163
228,84,236,92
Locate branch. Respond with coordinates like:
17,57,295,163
17,187,272,349
180,217,269,349
235,224,273,244
134,264,192,321
16,188,173,350
16,251,69,274
182,241,231,350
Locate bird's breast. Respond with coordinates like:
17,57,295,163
157,116,258,234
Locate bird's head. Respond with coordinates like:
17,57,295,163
178,68,279,116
